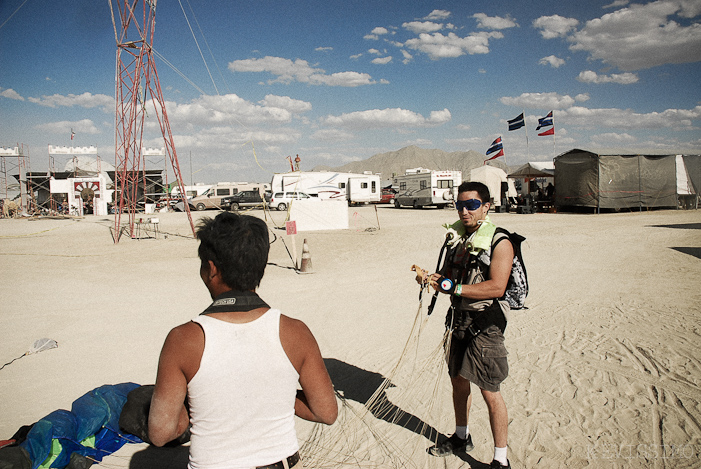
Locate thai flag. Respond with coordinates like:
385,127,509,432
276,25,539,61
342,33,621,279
538,127,555,136
536,111,553,130
485,137,504,160
508,113,525,131
486,136,503,155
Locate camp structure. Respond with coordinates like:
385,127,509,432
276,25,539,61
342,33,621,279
508,161,554,197
553,149,699,212
468,165,517,211
508,161,554,179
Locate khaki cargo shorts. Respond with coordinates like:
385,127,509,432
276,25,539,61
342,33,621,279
449,325,508,392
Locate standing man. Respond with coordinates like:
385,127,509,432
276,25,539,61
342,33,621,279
149,212,337,469
417,181,513,468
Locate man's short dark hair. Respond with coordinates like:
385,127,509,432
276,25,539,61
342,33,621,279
196,212,269,291
458,181,491,203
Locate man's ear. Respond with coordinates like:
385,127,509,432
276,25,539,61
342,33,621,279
205,260,219,280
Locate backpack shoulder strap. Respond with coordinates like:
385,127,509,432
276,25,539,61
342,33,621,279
491,227,512,251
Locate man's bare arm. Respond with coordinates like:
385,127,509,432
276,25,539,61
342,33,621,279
148,324,201,446
281,316,338,425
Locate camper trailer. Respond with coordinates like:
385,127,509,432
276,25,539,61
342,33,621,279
392,168,462,209
171,183,212,199
189,182,270,211
270,171,381,204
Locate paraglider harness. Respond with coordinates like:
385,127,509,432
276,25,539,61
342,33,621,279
428,224,528,342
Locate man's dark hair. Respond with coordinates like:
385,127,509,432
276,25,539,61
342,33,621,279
458,181,491,203
196,212,269,291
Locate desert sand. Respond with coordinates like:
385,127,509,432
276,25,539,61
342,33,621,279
1,205,700,468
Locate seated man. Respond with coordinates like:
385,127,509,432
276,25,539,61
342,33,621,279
148,212,337,469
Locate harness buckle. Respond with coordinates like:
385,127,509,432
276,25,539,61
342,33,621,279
467,323,481,338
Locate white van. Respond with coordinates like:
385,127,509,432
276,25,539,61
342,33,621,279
189,182,269,211
269,191,315,211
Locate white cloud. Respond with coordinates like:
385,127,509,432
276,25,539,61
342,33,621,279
603,0,629,8
259,95,312,113
372,56,393,65
590,132,636,142
315,46,333,52
176,126,300,150
577,70,639,84
560,104,701,130
166,93,311,127
350,53,363,60
425,10,451,21
228,56,378,87
500,92,576,109
310,129,355,141
575,93,591,102
371,27,389,35
533,15,579,39
446,136,482,146
473,13,518,30
35,118,100,135
404,31,504,59
403,21,444,34
27,92,113,111
538,55,566,68
569,1,701,71
401,50,413,64
368,48,382,55
0,88,24,100
321,107,451,130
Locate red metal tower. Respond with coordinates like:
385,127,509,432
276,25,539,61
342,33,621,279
110,0,195,241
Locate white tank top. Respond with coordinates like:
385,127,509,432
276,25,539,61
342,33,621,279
187,309,300,469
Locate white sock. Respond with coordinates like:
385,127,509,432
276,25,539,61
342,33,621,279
455,425,468,439
494,446,508,465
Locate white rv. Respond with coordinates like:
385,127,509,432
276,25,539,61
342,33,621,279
270,171,381,204
171,183,212,199
392,168,462,209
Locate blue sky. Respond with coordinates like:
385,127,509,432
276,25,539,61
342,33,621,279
1,0,700,184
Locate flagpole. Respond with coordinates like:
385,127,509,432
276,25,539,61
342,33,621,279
524,109,529,162
552,125,556,157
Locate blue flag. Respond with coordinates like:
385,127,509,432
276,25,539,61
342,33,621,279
486,136,503,155
536,111,553,130
508,113,525,131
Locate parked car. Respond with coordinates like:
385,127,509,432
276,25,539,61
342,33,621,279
269,191,314,211
220,190,265,211
378,188,397,204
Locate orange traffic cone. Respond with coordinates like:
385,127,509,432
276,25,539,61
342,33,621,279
300,239,312,273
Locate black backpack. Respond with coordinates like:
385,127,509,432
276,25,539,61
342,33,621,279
492,228,528,309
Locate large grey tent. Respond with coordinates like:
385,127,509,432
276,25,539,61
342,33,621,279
554,149,695,211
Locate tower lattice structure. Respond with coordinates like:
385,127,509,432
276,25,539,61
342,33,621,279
110,0,195,241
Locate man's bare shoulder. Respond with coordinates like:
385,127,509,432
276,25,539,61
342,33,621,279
162,321,204,359
279,314,313,340
167,320,204,342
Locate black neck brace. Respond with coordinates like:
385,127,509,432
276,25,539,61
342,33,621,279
200,290,270,315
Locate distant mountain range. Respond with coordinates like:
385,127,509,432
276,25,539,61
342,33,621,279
312,145,511,182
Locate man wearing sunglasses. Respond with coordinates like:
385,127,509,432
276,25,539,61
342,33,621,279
421,181,513,469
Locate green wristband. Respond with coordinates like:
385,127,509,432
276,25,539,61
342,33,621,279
454,284,462,297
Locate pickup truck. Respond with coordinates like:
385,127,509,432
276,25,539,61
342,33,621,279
220,190,265,211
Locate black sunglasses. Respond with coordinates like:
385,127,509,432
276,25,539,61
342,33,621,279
455,199,484,211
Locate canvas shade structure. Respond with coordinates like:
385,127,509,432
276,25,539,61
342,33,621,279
554,149,680,211
507,162,554,179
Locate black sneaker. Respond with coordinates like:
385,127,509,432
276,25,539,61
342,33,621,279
490,459,510,468
427,434,474,457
